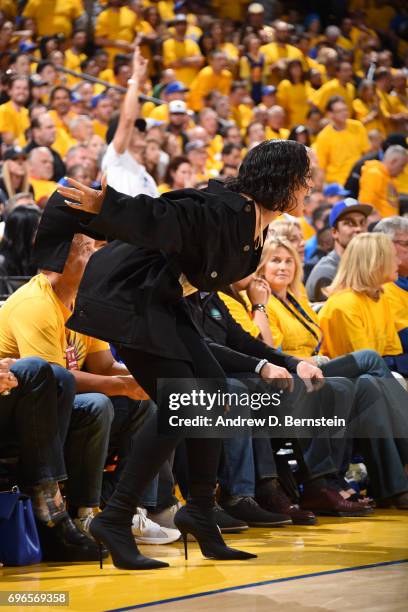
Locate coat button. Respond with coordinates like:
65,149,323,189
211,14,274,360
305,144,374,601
210,271,218,278
244,204,251,212
243,244,250,252
78,309,86,317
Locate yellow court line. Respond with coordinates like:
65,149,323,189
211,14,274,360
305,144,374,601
1,511,407,612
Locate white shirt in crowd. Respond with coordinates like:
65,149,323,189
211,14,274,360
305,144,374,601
102,143,159,198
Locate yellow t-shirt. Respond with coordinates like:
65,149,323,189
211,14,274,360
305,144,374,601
92,119,108,140
65,48,87,73
377,90,407,134
298,216,316,241
383,282,408,334
394,164,408,196
260,42,303,68
0,100,30,145
351,98,386,136
218,291,260,338
188,67,232,112
23,0,83,38
0,274,109,368
318,288,402,358
29,178,57,204
265,127,290,140
266,292,323,358
0,0,17,18
231,104,253,131
311,78,355,114
95,6,137,64
358,160,399,218
276,80,314,128
162,38,203,87
315,119,369,185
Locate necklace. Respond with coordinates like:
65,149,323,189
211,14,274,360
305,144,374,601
254,204,264,250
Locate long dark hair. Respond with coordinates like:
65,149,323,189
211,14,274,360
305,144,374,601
227,139,310,213
164,156,190,187
0,206,41,275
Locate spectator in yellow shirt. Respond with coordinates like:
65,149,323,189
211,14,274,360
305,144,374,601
23,0,84,38
315,96,370,185
94,49,116,85
375,68,408,133
197,108,223,161
352,80,386,136
48,86,78,157
319,232,403,361
91,94,114,141
359,145,408,218
229,81,253,130
162,15,203,87
64,29,88,75
295,33,326,76
148,81,190,122
95,0,137,64
0,75,30,146
185,140,216,183
188,51,232,112
265,105,290,140
277,60,314,128
246,121,266,149
311,61,356,114
28,147,57,206
256,237,324,358
260,20,302,78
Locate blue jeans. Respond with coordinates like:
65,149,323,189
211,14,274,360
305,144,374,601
0,358,72,487
51,367,114,507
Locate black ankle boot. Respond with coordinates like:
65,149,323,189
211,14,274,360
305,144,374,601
36,514,108,562
89,509,169,570
174,504,257,561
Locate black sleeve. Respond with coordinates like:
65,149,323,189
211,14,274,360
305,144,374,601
85,185,201,254
206,341,262,374
214,295,300,372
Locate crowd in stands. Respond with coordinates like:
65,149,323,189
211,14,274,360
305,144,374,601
0,0,408,565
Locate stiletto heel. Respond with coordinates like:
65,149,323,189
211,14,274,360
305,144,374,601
90,511,169,570
182,532,188,560
97,541,103,569
174,505,256,561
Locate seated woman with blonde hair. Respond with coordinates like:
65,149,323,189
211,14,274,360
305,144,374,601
254,235,408,509
318,232,406,374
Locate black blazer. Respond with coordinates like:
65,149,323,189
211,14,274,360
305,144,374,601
39,179,269,362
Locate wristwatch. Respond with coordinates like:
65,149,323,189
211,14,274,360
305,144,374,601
252,304,267,313
255,359,268,374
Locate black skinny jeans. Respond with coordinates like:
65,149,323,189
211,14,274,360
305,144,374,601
108,309,226,514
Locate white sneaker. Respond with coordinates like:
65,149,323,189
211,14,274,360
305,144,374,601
132,508,180,544
147,502,182,529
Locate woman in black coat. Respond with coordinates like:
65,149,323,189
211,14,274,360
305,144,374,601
54,137,323,572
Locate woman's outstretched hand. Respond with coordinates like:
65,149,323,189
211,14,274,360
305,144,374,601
58,175,107,215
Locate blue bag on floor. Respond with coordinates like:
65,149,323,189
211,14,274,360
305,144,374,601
0,487,42,566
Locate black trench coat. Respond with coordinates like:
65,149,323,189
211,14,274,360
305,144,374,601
35,179,297,369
